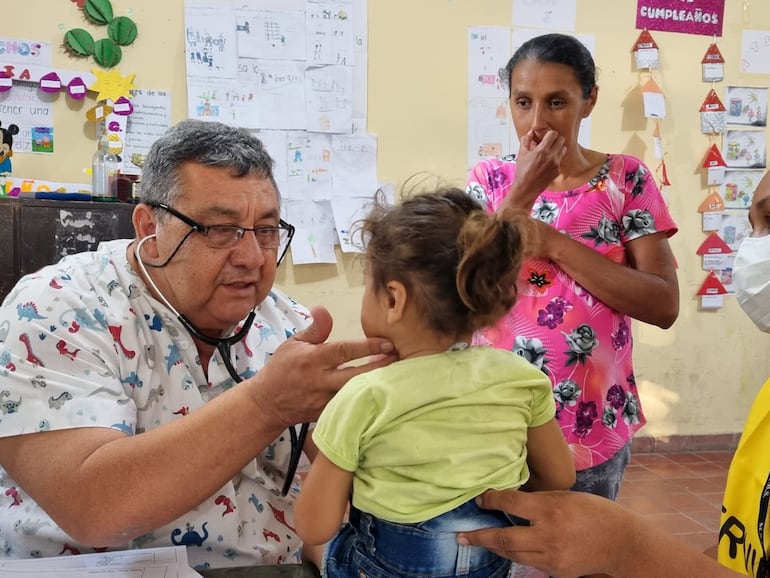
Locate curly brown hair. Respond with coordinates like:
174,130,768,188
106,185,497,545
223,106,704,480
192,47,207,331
361,185,532,337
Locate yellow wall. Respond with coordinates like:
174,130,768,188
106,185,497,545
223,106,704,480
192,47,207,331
8,0,770,440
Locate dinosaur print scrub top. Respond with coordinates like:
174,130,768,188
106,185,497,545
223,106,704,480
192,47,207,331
467,154,678,471
0,239,310,570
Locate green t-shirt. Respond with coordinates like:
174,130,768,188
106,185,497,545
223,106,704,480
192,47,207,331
312,346,555,523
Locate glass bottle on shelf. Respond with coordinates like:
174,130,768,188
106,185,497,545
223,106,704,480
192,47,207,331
91,133,119,200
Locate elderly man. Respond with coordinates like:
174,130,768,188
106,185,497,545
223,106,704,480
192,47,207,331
0,119,394,569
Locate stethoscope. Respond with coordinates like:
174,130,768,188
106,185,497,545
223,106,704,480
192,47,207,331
134,234,308,497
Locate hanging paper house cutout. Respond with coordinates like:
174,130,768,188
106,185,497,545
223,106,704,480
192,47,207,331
699,191,725,231
698,191,726,213
696,231,733,255
700,89,726,135
634,30,659,69
652,121,663,160
701,43,725,83
697,270,728,296
642,78,666,119
657,158,671,187
702,144,727,185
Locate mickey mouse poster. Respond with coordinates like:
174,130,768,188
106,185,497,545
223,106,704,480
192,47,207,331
0,122,20,174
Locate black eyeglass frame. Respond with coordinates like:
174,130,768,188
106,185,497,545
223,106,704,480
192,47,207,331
146,201,295,266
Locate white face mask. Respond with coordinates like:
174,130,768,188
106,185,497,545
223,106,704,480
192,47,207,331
734,235,770,333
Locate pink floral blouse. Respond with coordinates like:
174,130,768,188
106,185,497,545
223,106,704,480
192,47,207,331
467,154,678,471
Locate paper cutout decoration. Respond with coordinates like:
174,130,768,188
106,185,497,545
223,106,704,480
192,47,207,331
38,72,62,93
642,78,666,118
88,68,135,102
702,144,727,185
652,122,663,159
698,270,727,309
697,270,728,295
64,29,96,57
634,30,659,69
657,159,671,187
699,191,725,231
0,122,19,175
85,103,114,122
83,0,114,25
64,0,138,68
701,43,725,82
697,231,733,255
0,73,11,93
112,96,134,115
698,191,726,213
67,76,88,100
700,89,727,134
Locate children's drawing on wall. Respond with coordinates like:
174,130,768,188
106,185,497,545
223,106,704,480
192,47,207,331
720,169,764,209
305,65,353,133
286,131,333,199
718,209,752,252
238,58,306,130
187,79,223,121
467,26,510,99
184,7,238,79
722,129,767,169
467,97,511,169
741,29,770,75
283,198,337,265
725,86,768,127
703,254,736,294
512,0,577,32
306,1,354,67
331,132,377,197
235,8,306,61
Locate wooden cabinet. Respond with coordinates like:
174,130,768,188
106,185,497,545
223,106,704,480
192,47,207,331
0,198,136,303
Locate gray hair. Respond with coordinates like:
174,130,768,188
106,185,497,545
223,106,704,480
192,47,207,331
140,119,279,215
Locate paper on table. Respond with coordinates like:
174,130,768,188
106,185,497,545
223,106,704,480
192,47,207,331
0,545,202,578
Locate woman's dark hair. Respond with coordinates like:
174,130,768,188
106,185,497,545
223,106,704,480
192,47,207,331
361,185,531,338
501,33,596,98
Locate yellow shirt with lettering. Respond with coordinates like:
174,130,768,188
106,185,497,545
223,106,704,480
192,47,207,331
718,378,770,577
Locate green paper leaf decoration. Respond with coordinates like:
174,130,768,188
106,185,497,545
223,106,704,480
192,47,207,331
108,16,138,46
64,28,95,57
93,38,122,68
84,0,114,26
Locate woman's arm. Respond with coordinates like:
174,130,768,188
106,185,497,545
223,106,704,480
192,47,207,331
295,452,353,545
533,224,679,328
521,419,575,491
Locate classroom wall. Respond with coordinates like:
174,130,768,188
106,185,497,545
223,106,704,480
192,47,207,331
8,0,770,440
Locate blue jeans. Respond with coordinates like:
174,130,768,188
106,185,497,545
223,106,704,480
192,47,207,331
323,500,514,578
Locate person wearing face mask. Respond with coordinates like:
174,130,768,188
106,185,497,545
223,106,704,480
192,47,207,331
453,171,770,578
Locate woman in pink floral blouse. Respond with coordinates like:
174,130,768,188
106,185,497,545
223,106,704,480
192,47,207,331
467,33,679,500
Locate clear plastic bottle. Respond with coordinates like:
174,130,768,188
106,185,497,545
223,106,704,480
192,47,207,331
91,134,119,200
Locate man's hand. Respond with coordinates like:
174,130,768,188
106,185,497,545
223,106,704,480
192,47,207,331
249,305,396,430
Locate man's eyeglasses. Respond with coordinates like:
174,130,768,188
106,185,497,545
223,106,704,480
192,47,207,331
148,202,294,265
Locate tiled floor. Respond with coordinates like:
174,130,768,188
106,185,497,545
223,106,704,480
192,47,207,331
513,450,734,578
